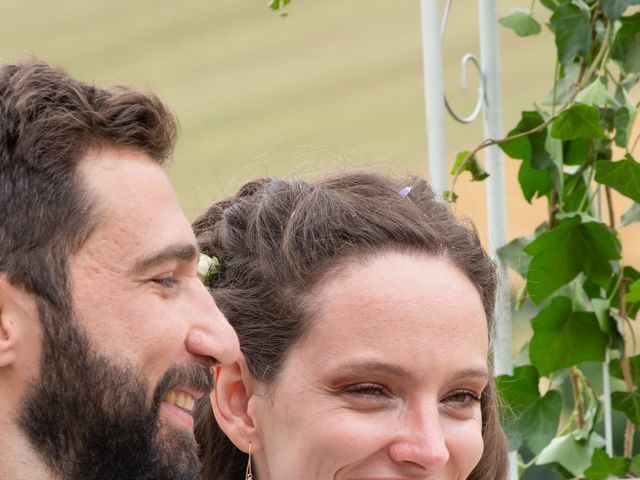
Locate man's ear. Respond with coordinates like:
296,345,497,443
210,354,262,453
0,274,31,368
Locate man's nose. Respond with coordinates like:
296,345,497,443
388,404,450,469
185,280,240,366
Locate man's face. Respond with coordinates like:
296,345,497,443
19,147,240,479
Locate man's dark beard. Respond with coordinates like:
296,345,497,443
18,299,214,480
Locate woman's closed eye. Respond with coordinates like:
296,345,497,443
443,389,482,411
339,382,396,409
344,383,389,398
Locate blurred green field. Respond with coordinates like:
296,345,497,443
1,0,636,269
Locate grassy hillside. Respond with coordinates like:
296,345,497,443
1,0,636,267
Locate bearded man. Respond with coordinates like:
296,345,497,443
0,60,240,479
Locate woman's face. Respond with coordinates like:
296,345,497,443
249,251,489,480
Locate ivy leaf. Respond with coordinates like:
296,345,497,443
551,104,608,140
631,453,640,475
575,78,619,107
497,236,532,277
536,433,605,477
529,297,608,376
612,266,640,319
584,448,630,480
504,111,554,169
499,9,542,36
545,130,564,194
450,150,489,182
497,367,561,453
595,154,640,203
497,365,540,410
612,390,640,426
501,111,557,202
268,0,290,10
544,61,581,106
519,158,555,202
600,0,636,20
591,297,611,333
500,134,531,161
621,202,640,226
611,12,640,73
562,172,590,213
497,365,541,450
539,0,558,10
442,190,458,203
626,279,640,303
524,216,621,302
609,354,640,384
519,390,563,454
614,86,638,148
615,107,631,147
549,3,592,65
501,111,549,165
564,138,590,166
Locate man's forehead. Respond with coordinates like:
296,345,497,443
78,148,172,200
73,147,197,271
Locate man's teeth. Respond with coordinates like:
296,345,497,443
163,389,195,412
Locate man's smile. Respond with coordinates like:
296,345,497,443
161,387,204,429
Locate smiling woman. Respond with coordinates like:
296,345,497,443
193,171,508,480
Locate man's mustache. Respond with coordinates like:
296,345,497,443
153,361,214,406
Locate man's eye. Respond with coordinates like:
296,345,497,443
152,276,178,288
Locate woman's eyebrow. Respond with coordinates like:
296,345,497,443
451,367,490,382
334,361,489,383
334,360,411,378
130,244,198,274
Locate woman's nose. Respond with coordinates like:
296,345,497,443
388,405,450,468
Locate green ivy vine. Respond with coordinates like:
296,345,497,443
450,1,640,478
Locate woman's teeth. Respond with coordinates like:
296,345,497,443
163,389,195,412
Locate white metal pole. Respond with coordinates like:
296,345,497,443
597,187,615,457
478,0,511,378
420,0,448,195
603,351,614,456
478,2,516,478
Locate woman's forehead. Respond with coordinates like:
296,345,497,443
285,251,489,375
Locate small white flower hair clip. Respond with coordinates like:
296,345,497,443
197,253,220,286
399,186,412,197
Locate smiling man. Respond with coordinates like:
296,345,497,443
0,60,240,479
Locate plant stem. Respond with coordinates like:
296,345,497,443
551,61,560,117
620,280,636,457
570,366,585,429
449,104,568,193
605,186,615,229
631,133,640,154
549,190,558,229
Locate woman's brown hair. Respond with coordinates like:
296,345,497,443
193,171,508,479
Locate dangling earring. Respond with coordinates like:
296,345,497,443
245,441,253,480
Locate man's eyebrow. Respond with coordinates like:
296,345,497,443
131,244,198,274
